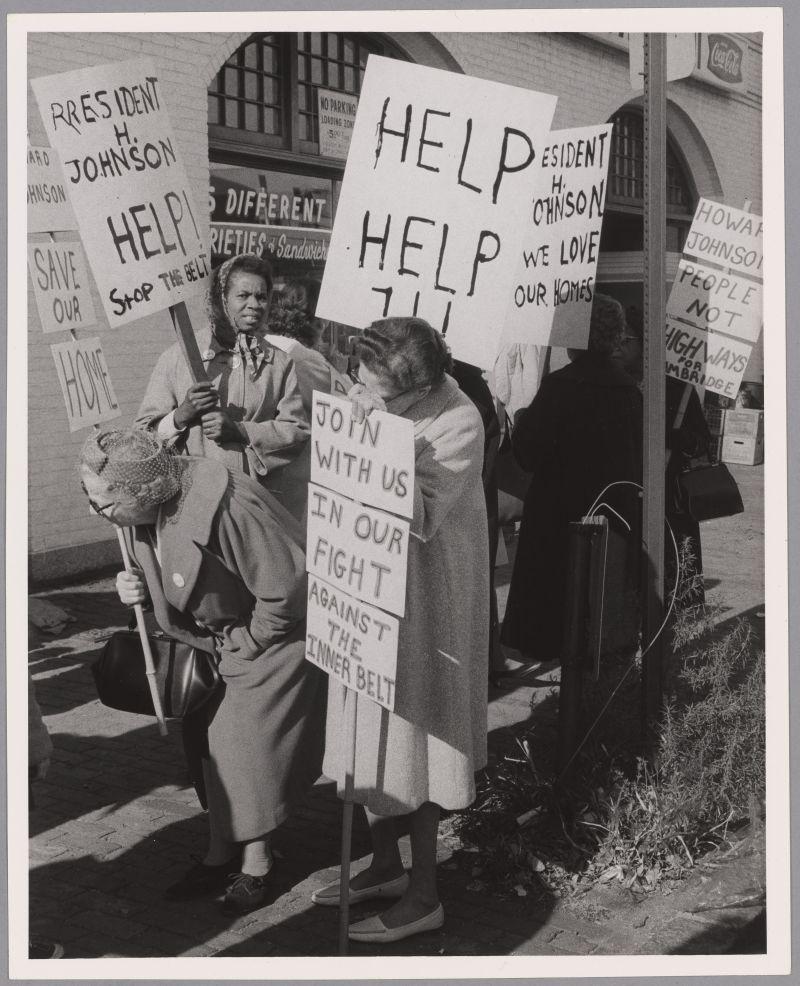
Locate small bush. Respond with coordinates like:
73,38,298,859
456,544,765,897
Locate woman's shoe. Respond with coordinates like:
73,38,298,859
311,871,409,907
163,855,240,901
220,869,274,915
348,903,445,943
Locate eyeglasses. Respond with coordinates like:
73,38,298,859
80,482,115,518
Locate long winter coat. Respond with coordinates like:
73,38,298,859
323,375,490,814
501,353,642,661
124,457,325,842
136,331,310,520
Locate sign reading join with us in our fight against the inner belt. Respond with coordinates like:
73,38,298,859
306,482,410,619
315,55,557,369
310,392,415,519
31,58,210,328
305,574,399,711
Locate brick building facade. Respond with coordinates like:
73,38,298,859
26,30,763,581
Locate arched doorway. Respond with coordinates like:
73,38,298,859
597,104,698,313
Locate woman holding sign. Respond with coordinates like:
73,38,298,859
137,254,311,520
79,428,325,915
314,317,489,943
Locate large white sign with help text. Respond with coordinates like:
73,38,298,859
316,56,557,369
31,59,210,327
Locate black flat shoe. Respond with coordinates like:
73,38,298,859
220,868,275,915
163,855,240,901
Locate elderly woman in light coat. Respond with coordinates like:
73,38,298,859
312,317,489,944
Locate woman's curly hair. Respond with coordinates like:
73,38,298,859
269,279,322,347
354,317,453,392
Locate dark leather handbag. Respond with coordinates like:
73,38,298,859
92,630,220,720
677,460,744,523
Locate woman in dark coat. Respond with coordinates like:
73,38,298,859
501,295,643,663
618,307,711,603
79,428,325,915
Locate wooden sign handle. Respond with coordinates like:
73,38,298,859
115,528,168,737
169,301,209,384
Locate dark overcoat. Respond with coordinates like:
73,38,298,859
501,354,643,660
124,457,325,842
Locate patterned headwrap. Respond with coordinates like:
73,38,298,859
206,254,274,376
80,428,183,509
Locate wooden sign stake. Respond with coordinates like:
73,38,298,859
338,688,359,955
115,527,168,737
169,301,209,384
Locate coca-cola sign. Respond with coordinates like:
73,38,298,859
707,34,743,84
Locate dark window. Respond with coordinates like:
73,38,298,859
209,35,284,136
209,32,406,157
601,109,696,253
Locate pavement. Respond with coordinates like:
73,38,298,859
26,464,766,960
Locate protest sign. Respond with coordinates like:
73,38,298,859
310,392,415,519
305,574,398,711
50,336,121,431
666,257,762,345
306,482,409,617
318,89,358,159
682,198,763,279
31,59,210,328
316,55,557,369
27,145,77,233
28,240,97,333
664,317,752,399
501,123,612,349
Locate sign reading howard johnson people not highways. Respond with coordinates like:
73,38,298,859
31,59,210,328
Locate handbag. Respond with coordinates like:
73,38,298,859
671,382,743,523
676,460,744,523
92,630,220,720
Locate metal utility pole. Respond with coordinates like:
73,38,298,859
641,34,667,742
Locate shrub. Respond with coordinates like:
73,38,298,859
456,545,765,896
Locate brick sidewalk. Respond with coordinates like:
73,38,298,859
26,465,766,959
